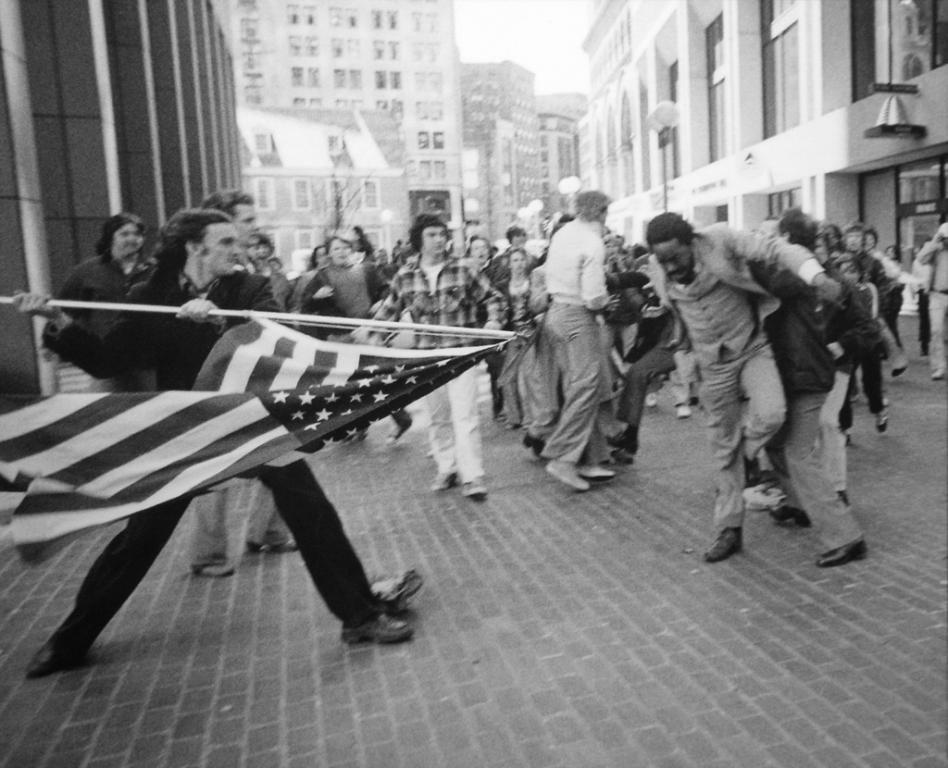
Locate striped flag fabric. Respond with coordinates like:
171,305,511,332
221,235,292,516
1,319,501,561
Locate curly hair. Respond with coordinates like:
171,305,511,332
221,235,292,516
95,212,145,260
153,208,232,275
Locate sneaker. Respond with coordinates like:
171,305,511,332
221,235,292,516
371,569,424,613
190,563,235,578
545,460,590,491
743,482,787,511
461,479,488,501
645,393,659,408
933,370,946,381
577,464,616,481
675,404,692,419
341,613,413,644
430,471,458,492
875,409,888,433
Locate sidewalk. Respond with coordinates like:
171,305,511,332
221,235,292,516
0,339,945,768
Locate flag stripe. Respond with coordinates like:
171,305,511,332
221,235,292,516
0,393,109,443
77,398,276,498
219,322,285,391
8,393,215,477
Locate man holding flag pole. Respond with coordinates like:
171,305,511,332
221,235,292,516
3,207,507,677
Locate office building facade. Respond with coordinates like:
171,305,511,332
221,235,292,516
1,0,241,394
583,0,947,261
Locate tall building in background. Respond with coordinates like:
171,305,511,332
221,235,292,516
584,0,947,254
230,0,464,243
460,60,541,240
536,93,587,217
1,0,241,394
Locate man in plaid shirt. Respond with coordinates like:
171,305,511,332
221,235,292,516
373,214,505,500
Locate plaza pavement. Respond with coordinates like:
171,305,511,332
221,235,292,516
0,327,945,768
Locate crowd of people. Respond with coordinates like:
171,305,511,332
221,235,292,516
10,187,947,679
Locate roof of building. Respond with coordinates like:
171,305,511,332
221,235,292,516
237,107,404,171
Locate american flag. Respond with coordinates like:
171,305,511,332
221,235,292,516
0,319,501,561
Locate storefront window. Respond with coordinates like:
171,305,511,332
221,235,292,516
899,158,942,202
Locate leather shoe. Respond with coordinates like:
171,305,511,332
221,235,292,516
341,613,413,644
816,538,867,568
25,641,86,679
704,527,742,563
372,569,424,614
769,506,811,527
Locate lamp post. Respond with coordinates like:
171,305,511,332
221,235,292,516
646,101,680,212
557,175,582,214
328,137,346,234
380,208,393,253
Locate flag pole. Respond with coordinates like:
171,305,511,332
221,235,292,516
0,297,515,341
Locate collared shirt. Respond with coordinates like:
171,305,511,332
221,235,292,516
543,219,608,310
373,260,506,348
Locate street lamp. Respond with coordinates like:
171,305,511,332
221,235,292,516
380,208,393,253
557,176,582,214
328,136,346,234
646,100,680,212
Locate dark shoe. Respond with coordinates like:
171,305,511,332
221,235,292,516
386,411,412,445
372,569,424,613
703,527,742,563
837,489,850,506
609,447,636,465
341,613,413,644
875,409,888,433
523,434,545,458
769,506,811,527
816,538,867,568
608,426,639,454
891,365,906,378
25,641,86,679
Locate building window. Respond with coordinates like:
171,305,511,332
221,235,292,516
433,161,446,180
390,71,402,89
310,98,322,107
349,69,362,88
330,7,342,26
293,96,306,106
243,51,257,70
371,10,382,29
305,37,319,56
254,178,275,210
308,67,320,87
289,36,302,56
761,1,800,138
419,161,432,180
375,71,387,89
254,132,272,154
387,10,398,29
346,7,357,27
373,40,385,60
412,12,422,32
362,179,379,209
291,67,304,86
418,131,430,149
426,13,437,32
391,99,403,116
303,5,315,24
766,187,801,218
430,72,442,92
430,101,443,120
389,41,399,60
296,229,316,250
241,18,258,39
245,85,262,104
347,39,360,57
332,39,344,57
706,14,726,162
334,69,346,88
851,0,948,101
335,99,349,109
287,5,299,24
377,99,389,110
432,131,444,149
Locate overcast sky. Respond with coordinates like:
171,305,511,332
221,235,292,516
454,0,592,95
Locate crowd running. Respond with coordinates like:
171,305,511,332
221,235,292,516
11,187,947,679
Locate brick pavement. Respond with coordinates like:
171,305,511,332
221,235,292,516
0,326,945,768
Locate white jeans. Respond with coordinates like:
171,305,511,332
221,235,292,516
929,290,948,375
818,370,851,493
425,366,484,483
